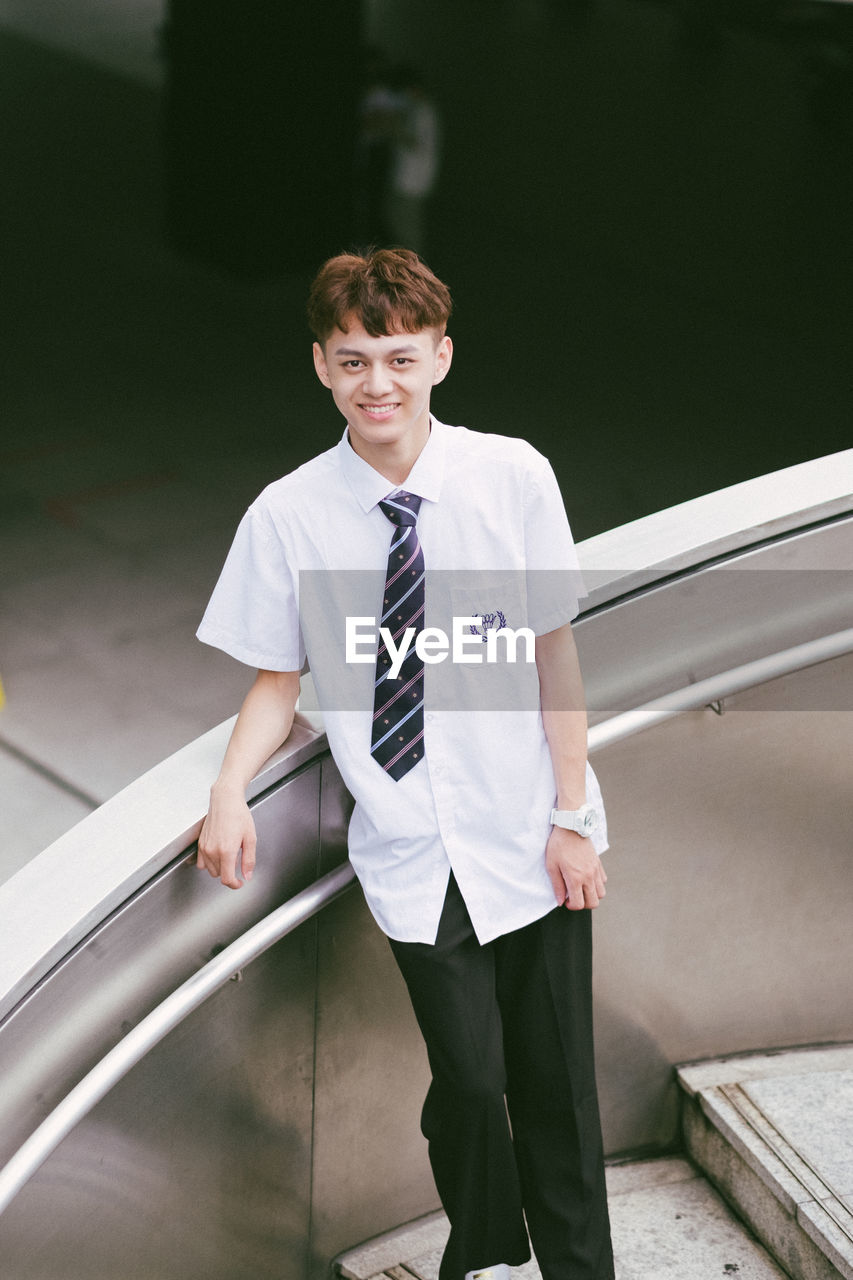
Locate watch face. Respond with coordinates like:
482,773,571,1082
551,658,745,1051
582,809,598,835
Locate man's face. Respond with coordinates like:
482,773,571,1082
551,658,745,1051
313,319,452,467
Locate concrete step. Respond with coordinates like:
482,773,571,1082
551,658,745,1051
679,1044,853,1280
336,1156,789,1280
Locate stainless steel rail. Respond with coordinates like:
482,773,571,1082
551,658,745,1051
0,862,356,1217
588,626,853,752
0,623,851,1218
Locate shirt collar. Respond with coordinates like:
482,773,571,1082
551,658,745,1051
337,417,448,513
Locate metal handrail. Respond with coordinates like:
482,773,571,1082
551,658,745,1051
0,862,357,1216
588,627,853,752
0,624,851,1216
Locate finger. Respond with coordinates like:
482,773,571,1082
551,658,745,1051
565,879,600,911
218,851,243,891
548,866,567,904
196,826,209,870
563,877,585,910
584,880,601,910
197,846,219,878
241,831,257,882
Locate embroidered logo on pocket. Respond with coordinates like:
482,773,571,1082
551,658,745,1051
468,609,508,642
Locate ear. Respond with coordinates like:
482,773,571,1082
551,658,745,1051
432,334,453,386
313,341,332,388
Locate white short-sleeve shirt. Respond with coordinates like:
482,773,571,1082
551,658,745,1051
198,419,607,944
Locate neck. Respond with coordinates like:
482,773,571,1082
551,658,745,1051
347,419,431,485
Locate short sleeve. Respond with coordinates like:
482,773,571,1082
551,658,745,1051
196,505,305,671
523,453,587,635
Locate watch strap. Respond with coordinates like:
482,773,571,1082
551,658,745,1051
550,804,598,836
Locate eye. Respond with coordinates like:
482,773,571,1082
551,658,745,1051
392,357,414,367
341,359,364,370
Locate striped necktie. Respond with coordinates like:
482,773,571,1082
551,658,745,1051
371,491,425,780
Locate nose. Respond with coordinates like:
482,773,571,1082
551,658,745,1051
362,361,393,398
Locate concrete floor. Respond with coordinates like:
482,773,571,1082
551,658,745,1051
1,1,851,874
338,1158,790,1280
338,1046,853,1280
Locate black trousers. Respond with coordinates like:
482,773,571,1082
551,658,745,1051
389,876,614,1280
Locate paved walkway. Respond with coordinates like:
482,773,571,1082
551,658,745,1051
339,1046,853,1280
680,1045,853,1280
338,1157,789,1280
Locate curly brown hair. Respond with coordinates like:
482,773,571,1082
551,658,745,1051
307,248,452,343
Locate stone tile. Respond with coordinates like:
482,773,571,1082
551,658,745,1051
742,1072,853,1199
697,1085,808,1215
337,1212,448,1280
797,1198,853,1280
609,1172,788,1280
338,1160,787,1280
606,1155,699,1197
0,748,93,878
404,1245,443,1280
403,1253,542,1280
678,1047,853,1098
0,651,234,802
683,1096,841,1280
680,1049,853,1280
0,552,251,806
1,558,200,670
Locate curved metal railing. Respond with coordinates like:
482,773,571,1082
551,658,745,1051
0,622,850,1218
587,626,853,751
0,862,357,1216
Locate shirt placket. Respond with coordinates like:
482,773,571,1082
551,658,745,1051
423,712,458,853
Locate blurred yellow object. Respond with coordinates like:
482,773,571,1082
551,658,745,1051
0,677,5,709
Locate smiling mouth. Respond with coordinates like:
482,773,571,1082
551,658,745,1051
360,403,400,418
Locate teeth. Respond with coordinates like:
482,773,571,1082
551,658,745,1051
362,404,398,416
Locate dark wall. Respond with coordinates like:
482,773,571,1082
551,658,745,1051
162,1,361,274
3,1,851,539
369,0,853,528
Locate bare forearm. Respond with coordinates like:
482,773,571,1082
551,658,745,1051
213,668,300,797
536,623,588,807
536,622,607,910
198,669,300,889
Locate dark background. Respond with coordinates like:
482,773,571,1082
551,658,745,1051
3,0,851,543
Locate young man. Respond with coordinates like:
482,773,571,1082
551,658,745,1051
196,249,614,1280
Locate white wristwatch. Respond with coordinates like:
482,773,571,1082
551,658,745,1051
550,804,599,837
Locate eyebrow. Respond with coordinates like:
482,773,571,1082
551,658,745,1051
333,344,419,357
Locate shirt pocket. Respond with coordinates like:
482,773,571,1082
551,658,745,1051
449,575,530,658
433,576,539,714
